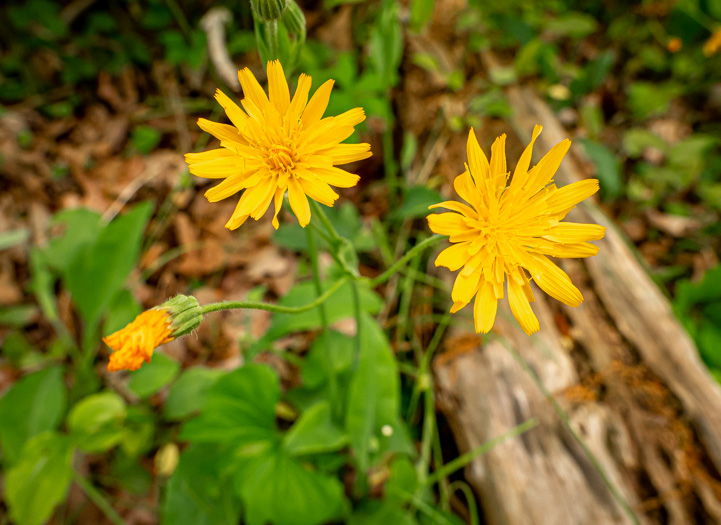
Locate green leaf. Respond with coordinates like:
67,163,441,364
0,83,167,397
622,129,666,158
236,447,346,525
181,364,279,445
301,330,354,389
5,432,74,525
257,279,382,348
164,367,225,421
120,405,156,458
102,289,141,335
162,444,241,525
578,139,623,199
43,208,103,275
391,186,444,220
283,401,348,456
368,0,403,89
0,304,38,327
627,82,681,119
409,0,435,32
345,315,401,471
544,12,598,38
67,391,126,453
0,366,66,464
128,352,181,399
65,202,152,330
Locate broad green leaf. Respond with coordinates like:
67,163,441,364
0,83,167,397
5,432,73,525
0,366,66,464
409,0,435,32
102,288,141,335
257,279,382,348
29,247,58,323
181,364,279,445
627,82,681,119
43,207,103,275
283,402,347,456
128,352,181,399
301,330,354,389
386,455,418,503
345,315,401,471
350,501,419,525
120,405,156,458
162,444,241,525
622,129,666,158
65,202,152,330
164,367,225,421
67,391,126,453
236,447,346,525
391,186,444,220
579,139,623,199
544,12,598,38
368,0,403,89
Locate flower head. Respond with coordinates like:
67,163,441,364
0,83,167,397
103,295,202,372
427,126,605,335
185,60,371,230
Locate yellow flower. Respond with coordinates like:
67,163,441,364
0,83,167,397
704,27,721,56
103,295,202,372
427,126,605,335
103,309,173,372
185,60,372,230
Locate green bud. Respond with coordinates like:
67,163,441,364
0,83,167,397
250,0,288,22
156,294,203,338
281,0,306,41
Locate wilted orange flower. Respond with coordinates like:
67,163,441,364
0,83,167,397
103,309,173,372
704,28,721,56
427,126,605,335
185,60,371,230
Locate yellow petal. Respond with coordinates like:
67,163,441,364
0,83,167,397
453,171,482,211
319,143,372,165
546,179,599,213
298,177,339,206
272,187,285,229
288,176,311,227
214,90,248,130
474,280,497,333
267,60,290,115
427,212,470,236
435,242,472,271
302,79,335,126
289,74,312,122
197,118,243,143
527,253,583,307
238,67,270,112
451,270,481,306
428,200,478,219
508,278,540,335
467,128,490,189
250,179,277,219
333,107,366,127
225,200,250,230
544,223,606,243
510,124,542,190
489,133,507,190
525,139,571,194
312,166,360,188
536,242,599,258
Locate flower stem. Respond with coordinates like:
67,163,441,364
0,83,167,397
200,276,349,315
423,418,539,486
306,227,329,332
72,470,126,525
369,235,443,287
309,200,342,242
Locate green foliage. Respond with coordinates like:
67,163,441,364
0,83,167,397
579,139,624,200
164,366,225,421
5,432,74,525
0,367,66,464
128,353,181,398
67,391,127,453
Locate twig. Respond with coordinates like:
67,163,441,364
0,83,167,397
200,8,240,92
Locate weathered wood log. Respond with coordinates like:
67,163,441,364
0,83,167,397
432,85,721,524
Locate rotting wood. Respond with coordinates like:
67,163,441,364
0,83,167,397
433,85,721,525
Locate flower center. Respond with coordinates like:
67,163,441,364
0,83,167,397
267,145,296,172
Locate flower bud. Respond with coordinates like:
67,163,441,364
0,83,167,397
158,294,203,338
281,0,306,40
250,0,288,22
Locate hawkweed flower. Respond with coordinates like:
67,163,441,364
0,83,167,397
185,60,371,230
427,126,605,335
704,27,721,56
103,295,202,372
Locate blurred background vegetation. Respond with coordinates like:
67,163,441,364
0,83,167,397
1,0,721,524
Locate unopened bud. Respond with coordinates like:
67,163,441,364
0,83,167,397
281,0,306,40
157,294,203,338
250,0,288,22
